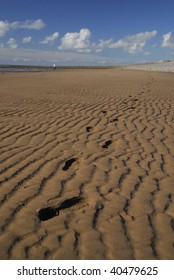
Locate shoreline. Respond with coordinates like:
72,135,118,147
0,65,119,73
1,60,174,73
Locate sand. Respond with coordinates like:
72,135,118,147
0,68,174,260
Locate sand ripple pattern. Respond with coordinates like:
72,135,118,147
0,69,174,259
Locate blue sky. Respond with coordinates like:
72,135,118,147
0,0,174,65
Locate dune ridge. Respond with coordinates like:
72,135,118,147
125,60,174,73
0,69,174,259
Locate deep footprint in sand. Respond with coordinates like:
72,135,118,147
102,140,112,149
62,158,77,171
86,126,92,132
38,206,58,221
110,118,118,123
38,196,84,221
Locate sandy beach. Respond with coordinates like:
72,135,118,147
0,68,174,260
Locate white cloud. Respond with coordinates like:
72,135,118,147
10,19,45,30
109,30,157,53
95,39,113,52
0,19,45,37
161,32,174,48
58,29,157,54
58,28,91,52
40,32,59,44
7,38,18,49
0,21,10,37
0,46,107,65
22,36,32,43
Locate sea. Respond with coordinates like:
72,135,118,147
0,66,59,73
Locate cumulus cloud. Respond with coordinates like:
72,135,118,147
58,28,91,52
22,36,32,43
40,32,59,44
109,30,157,53
95,39,113,52
0,46,108,65
0,19,45,37
0,21,10,36
58,29,157,54
10,19,45,30
161,32,174,48
7,38,18,49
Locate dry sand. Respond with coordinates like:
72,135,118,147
0,68,174,260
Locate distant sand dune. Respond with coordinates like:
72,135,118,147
125,60,174,73
0,69,174,259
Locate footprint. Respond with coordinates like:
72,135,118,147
110,118,118,123
132,98,138,102
102,140,112,149
59,196,84,211
38,207,58,221
62,158,76,171
86,126,92,132
38,196,84,221
128,106,136,110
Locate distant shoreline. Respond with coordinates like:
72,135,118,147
1,61,174,73
0,65,119,71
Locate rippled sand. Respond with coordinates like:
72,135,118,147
0,69,174,259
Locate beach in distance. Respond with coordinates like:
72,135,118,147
0,67,174,260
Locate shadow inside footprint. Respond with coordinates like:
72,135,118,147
132,98,138,102
59,196,83,211
38,207,58,221
38,196,84,221
62,158,76,171
86,126,92,132
110,117,118,122
128,106,136,109
102,140,112,149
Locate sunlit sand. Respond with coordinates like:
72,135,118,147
0,68,174,259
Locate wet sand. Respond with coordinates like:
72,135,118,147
0,68,174,259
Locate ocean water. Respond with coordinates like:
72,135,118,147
0,67,59,73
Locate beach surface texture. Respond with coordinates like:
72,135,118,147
0,68,174,260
